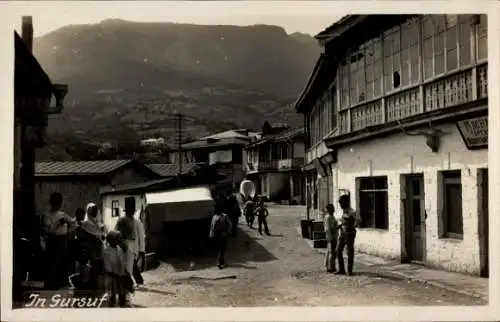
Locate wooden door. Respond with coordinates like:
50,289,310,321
478,168,489,277
406,175,426,263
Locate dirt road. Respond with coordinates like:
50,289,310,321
132,205,486,307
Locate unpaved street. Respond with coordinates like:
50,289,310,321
131,205,486,307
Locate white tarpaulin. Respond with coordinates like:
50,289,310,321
144,186,215,225
145,186,213,204
240,180,256,199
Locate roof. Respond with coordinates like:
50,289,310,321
99,178,177,195
35,160,135,177
15,31,54,96
200,130,249,140
246,128,304,148
182,137,250,150
293,54,329,113
145,163,200,177
315,15,363,40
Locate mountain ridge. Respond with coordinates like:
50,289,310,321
32,19,322,161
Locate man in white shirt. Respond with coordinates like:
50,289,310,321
43,192,76,290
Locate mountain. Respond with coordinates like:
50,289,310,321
33,19,321,160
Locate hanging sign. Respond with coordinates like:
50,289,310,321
456,115,488,150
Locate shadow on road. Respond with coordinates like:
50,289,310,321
158,226,277,272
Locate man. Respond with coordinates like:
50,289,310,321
225,192,241,237
115,197,137,286
209,204,232,269
323,204,338,273
254,196,271,236
336,195,362,276
43,192,76,290
243,198,256,228
133,212,146,286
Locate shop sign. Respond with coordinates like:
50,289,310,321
457,116,488,150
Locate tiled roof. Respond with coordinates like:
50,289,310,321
246,128,304,148
145,163,199,177
35,160,133,176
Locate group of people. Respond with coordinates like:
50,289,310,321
323,195,362,276
208,189,271,269
242,195,270,236
42,192,146,307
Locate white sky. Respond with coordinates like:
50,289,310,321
5,1,348,37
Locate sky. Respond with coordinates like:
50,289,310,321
5,1,347,37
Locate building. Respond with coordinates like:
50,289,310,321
295,15,488,277
140,137,167,147
13,16,69,297
245,125,306,204
145,163,201,178
178,129,259,188
34,160,160,220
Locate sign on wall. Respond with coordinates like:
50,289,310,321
457,115,488,150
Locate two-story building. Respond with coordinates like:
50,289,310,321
178,129,259,189
245,124,305,204
295,15,488,277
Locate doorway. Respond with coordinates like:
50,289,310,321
478,168,489,278
403,174,426,263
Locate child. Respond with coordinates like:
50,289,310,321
102,230,129,307
254,196,270,236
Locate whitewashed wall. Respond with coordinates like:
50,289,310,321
332,123,487,274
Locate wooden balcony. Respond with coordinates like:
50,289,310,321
278,157,305,170
333,64,488,145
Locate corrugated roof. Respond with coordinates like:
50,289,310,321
145,163,199,177
99,178,177,195
182,137,250,150
35,160,133,176
201,130,250,140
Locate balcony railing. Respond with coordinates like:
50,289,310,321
247,158,304,172
336,63,487,137
278,157,305,170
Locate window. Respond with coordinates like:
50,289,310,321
339,62,349,109
330,86,337,129
476,14,487,61
357,176,389,229
112,200,120,217
423,15,475,80
383,27,401,93
441,170,463,239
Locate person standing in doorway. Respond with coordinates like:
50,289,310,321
336,195,362,276
323,204,339,273
43,192,76,290
209,204,232,269
255,196,271,236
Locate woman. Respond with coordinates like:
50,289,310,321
73,203,106,297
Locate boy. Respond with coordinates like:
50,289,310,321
254,197,270,236
323,204,338,273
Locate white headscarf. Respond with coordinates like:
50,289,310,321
81,202,105,237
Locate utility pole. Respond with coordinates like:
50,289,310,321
176,112,183,176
